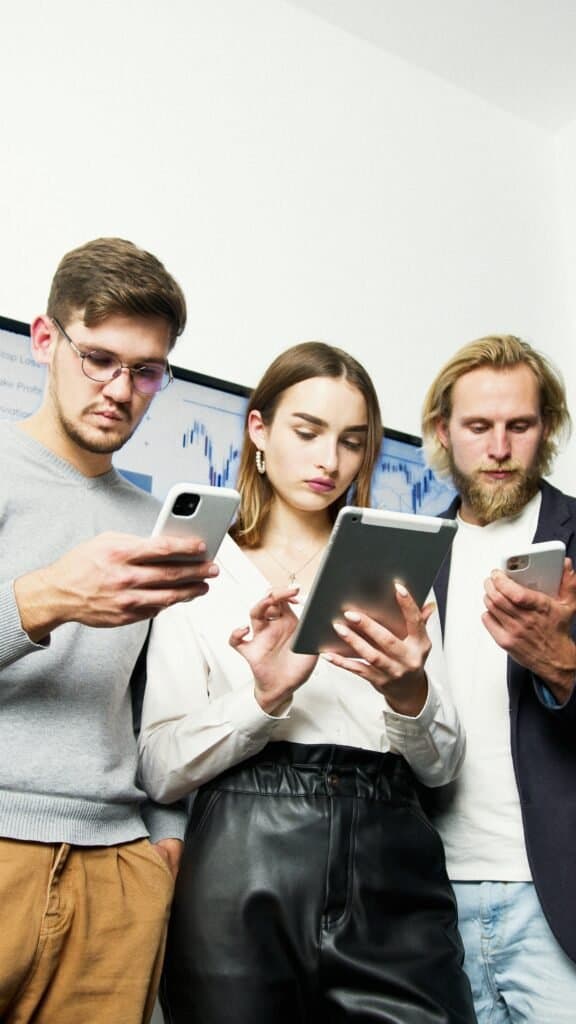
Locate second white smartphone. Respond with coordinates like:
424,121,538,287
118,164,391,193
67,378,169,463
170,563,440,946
500,540,566,596
151,483,240,561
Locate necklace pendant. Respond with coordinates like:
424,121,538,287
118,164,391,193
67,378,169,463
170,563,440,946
288,572,297,586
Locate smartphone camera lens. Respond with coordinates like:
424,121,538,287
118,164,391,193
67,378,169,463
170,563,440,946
172,493,200,517
507,555,529,571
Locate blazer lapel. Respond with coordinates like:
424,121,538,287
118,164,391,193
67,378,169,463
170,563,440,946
434,497,460,638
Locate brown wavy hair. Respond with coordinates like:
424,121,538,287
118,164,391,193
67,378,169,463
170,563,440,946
47,237,186,349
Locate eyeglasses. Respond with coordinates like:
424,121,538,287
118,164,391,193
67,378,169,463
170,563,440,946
51,317,173,396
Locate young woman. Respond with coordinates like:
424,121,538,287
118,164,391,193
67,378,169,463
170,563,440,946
139,342,476,1023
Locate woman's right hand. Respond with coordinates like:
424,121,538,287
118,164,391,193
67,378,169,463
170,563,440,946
229,588,318,715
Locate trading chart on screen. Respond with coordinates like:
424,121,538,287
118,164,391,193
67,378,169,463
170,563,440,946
374,433,455,516
0,316,455,513
114,373,249,497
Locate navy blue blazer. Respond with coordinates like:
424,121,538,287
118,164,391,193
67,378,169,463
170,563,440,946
433,480,576,964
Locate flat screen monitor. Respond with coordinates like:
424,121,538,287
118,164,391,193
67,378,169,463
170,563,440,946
0,315,455,514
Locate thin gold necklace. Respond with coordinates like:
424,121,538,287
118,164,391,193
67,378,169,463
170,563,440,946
265,543,325,586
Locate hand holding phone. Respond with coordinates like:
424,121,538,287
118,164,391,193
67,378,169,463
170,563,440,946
152,483,240,561
500,541,566,597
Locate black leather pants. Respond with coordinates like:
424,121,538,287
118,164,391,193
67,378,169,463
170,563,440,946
161,742,476,1024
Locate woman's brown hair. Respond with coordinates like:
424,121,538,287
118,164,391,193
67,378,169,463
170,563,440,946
231,341,383,548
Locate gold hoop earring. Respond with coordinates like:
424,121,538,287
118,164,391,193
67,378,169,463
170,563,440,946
255,450,266,475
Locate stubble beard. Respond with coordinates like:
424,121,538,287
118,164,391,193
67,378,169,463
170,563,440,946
48,375,139,455
448,449,544,524
57,411,138,454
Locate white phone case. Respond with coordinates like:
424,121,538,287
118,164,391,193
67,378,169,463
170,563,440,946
500,540,565,596
151,482,240,561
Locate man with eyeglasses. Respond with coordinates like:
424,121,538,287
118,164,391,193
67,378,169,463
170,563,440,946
0,238,217,1024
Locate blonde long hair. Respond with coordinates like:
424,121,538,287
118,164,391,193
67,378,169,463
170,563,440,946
421,334,571,478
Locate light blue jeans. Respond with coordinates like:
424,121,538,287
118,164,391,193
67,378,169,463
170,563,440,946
453,881,576,1023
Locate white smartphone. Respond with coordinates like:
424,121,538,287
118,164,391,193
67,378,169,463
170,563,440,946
151,483,240,561
291,507,458,655
500,540,566,596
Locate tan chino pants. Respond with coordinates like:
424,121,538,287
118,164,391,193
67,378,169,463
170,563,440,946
0,837,174,1024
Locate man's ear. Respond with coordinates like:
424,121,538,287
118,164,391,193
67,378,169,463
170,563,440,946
247,409,267,453
435,417,450,450
30,315,57,367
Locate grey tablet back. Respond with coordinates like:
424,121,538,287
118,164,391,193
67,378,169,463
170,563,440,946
292,507,457,655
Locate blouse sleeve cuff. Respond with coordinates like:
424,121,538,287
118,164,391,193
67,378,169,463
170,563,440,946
381,673,440,737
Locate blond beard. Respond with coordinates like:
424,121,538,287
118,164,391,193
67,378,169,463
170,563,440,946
448,453,543,524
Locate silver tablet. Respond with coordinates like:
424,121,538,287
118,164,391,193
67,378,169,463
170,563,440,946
291,507,458,655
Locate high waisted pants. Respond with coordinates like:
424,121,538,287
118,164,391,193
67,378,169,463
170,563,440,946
161,742,476,1024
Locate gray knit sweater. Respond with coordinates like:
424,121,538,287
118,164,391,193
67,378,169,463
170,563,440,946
0,422,185,845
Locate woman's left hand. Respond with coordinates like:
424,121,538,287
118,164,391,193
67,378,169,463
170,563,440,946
325,583,433,717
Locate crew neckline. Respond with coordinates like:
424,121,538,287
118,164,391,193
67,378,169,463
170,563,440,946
455,490,542,535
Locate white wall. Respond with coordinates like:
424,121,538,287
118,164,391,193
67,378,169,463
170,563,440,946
553,119,576,487
1,5,573,1022
0,0,572,489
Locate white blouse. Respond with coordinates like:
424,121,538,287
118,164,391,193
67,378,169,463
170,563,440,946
139,535,465,803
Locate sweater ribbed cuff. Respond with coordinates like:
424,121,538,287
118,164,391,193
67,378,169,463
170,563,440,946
0,582,50,671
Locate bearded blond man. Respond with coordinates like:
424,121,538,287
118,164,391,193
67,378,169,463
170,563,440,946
421,334,576,1023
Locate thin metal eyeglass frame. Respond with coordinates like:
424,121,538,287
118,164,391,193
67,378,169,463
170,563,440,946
51,317,173,395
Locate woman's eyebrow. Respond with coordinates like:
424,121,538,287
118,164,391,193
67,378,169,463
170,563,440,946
291,412,367,432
